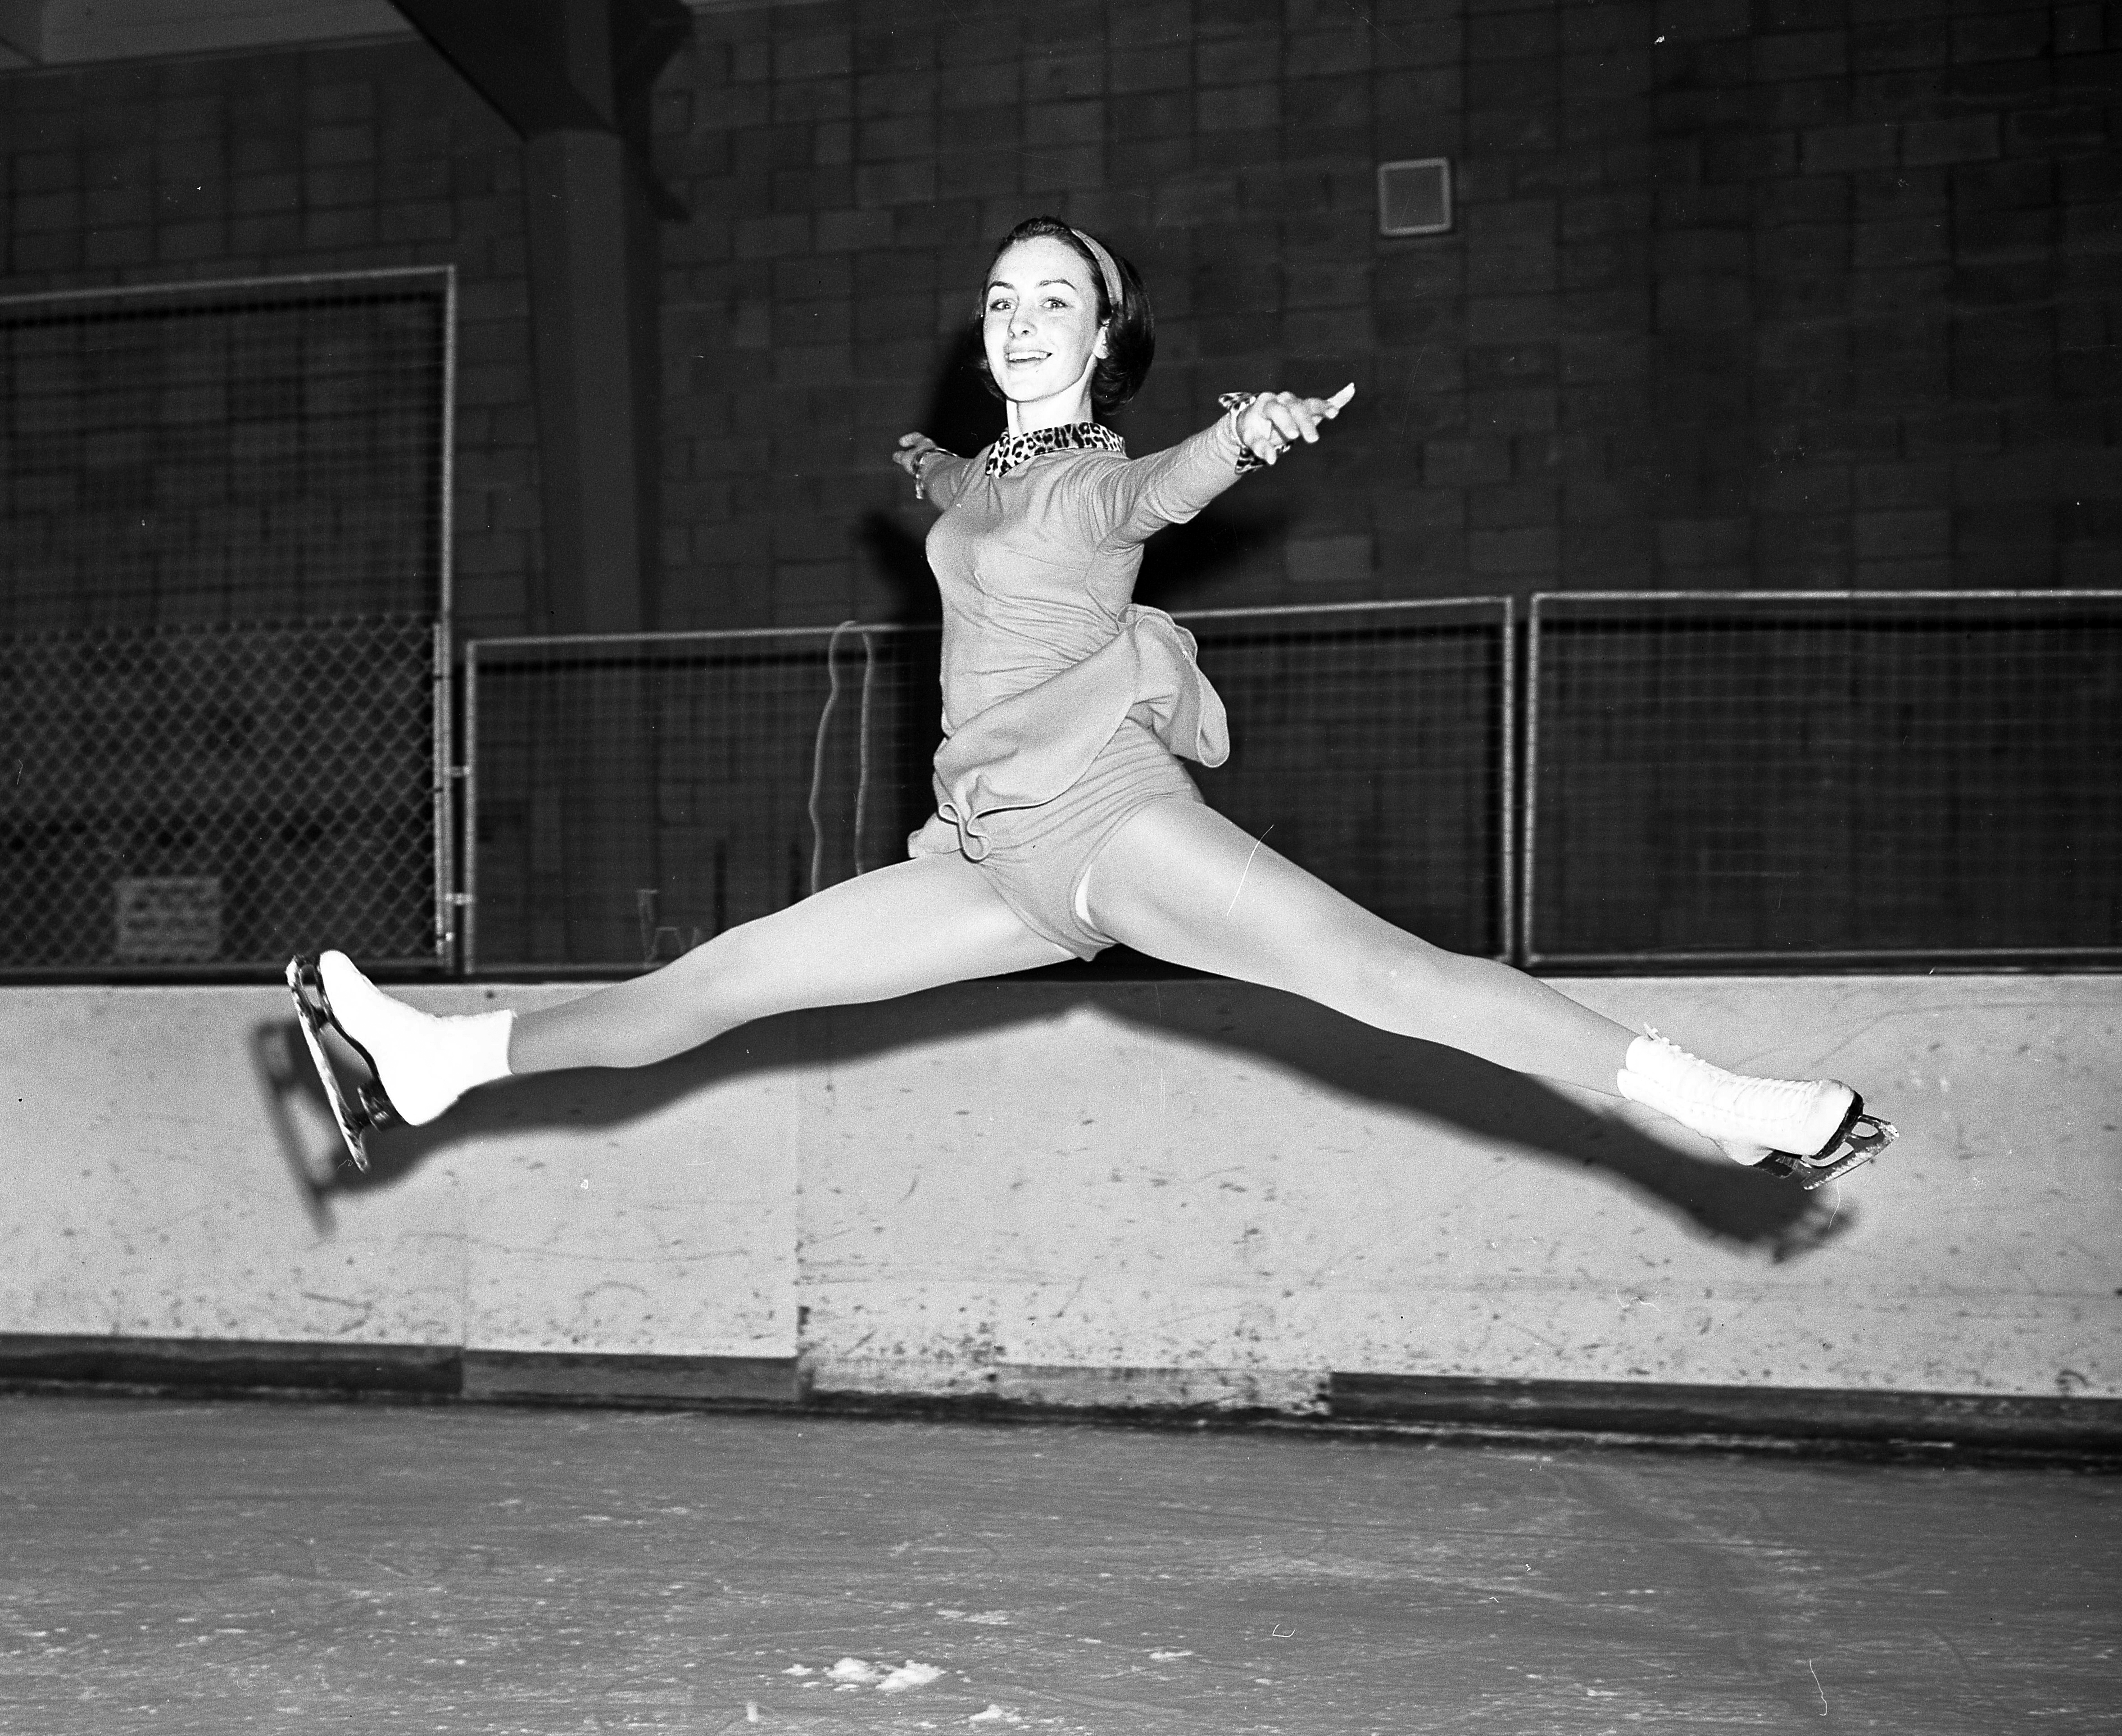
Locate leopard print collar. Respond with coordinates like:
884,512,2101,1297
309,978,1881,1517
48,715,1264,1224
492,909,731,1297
983,421,1127,477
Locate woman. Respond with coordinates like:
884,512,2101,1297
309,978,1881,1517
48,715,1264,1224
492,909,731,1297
294,217,1893,1189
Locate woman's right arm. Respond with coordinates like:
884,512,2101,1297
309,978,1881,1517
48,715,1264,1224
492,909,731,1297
893,433,975,511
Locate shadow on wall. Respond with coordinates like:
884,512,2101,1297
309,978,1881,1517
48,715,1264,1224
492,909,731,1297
857,324,1298,622
852,323,992,624
254,984,1848,1265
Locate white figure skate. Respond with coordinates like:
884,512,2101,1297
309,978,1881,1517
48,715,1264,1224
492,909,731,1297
284,951,512,1171
1618,1029,1897,1189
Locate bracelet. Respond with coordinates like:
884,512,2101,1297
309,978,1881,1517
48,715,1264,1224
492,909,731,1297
911,444,944,500
1218,392,1270,474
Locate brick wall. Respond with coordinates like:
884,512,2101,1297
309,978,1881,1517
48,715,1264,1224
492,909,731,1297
1,2,2116,638
0,38,542,640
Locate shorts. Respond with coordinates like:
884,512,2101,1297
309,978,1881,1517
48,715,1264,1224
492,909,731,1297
913,719,1202,960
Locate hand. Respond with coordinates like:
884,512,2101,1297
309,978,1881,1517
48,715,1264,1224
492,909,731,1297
1234,383,1355,466
893,432,942,481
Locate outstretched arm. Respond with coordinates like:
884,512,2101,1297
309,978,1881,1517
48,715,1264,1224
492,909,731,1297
893,433,976,511
1091,384,1356,545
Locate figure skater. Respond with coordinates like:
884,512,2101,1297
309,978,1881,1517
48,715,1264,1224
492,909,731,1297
289,215,1894,1190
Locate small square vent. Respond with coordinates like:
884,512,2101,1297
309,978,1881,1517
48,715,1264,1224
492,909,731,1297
1377,158,1453,237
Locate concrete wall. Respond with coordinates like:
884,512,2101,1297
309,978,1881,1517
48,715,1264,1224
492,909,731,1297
4,972,2113,1405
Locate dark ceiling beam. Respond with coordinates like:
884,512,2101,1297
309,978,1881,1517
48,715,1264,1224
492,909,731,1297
391,0,687,211
390,0,616,137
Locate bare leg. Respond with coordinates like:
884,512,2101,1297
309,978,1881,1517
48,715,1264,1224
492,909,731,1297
512,852,1072,1074
1084,797,1634,1096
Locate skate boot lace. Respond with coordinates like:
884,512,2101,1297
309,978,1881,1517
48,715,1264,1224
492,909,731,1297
1639,1029,1829,1124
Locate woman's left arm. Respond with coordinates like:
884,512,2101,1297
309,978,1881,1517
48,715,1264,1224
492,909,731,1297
1091,385,1356,544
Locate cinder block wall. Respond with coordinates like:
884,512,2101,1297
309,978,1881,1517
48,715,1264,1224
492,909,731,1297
0,0,2116,639
657,0,2122,626
0,40,543,637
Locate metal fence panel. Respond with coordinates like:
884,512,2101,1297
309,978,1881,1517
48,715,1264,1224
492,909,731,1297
464,600,1514,971
466,625,943,972
0,269,456,979
0,616,444,975
1184,600,1511,959
1525,591,2122,965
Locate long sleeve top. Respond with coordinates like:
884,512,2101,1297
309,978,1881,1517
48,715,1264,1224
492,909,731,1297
914,415,1254,859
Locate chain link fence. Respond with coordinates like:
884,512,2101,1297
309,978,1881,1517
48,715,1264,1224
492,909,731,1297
0,268,455,978
466,591,2122,975
1186,600,1512,959
463,600,1514,972
1525,591,2122,965
0,616,446,976
466,625,939,972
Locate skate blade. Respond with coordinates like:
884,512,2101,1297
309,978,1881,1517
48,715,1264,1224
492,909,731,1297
1756,1096,1897,1191
284,955,399,1173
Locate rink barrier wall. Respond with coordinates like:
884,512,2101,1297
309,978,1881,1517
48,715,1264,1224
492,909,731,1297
4,974,2117,1450
2,1337,2117,1461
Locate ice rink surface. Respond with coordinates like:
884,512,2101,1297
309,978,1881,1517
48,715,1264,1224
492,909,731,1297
2,1396,2115,1733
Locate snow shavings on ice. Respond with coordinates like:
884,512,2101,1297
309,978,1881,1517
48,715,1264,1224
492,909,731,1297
821,1657,945,1693
827,1657,883,1684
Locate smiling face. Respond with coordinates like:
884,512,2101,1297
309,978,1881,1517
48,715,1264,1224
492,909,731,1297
980,233,1110,431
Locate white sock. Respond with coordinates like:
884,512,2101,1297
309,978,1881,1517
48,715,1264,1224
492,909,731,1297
319,951,513,1127
445,1008,515,1092
1617,1032,1663,1095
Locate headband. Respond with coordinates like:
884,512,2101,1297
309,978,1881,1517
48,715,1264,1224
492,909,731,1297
1070,228,1124,316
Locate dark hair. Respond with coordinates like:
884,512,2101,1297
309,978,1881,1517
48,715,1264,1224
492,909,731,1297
975,215,1156,412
